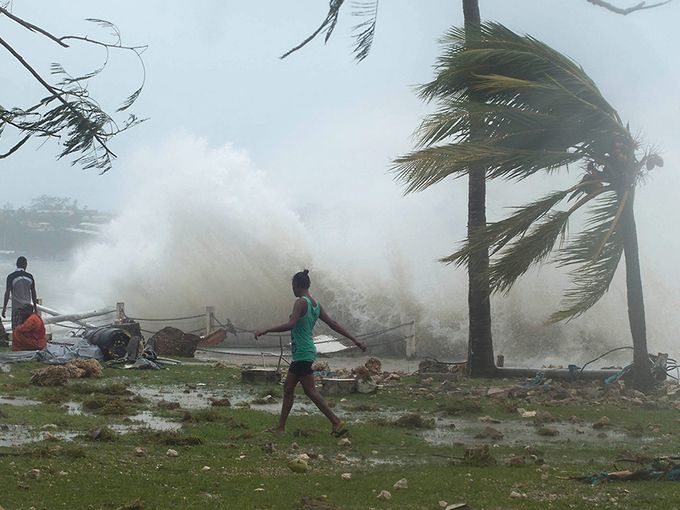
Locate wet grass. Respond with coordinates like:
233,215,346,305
2,361,680,509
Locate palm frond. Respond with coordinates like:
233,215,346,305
394,23,633,193
549,193,624,321
280,0,345,59
394,142,582,192
351,0,379,62
489,211,570,293
443,189,573,267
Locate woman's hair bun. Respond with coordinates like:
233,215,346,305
303,269,309,275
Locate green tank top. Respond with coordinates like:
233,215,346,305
291,296,319,362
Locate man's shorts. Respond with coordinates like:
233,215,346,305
289,360,314,377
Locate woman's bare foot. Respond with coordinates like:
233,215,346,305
331,422,348,437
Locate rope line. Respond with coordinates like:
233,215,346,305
127,313,206,322
221,316,413,340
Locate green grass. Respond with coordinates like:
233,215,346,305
2,362,680,509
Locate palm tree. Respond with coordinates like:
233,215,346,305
281,2,669,378
394,23,661,391
461,1,495,377
281,0,496,374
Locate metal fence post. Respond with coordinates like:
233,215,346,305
116,302,125,323
205,306,215,335
406,320,417,359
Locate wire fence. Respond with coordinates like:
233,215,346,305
20,303,416,359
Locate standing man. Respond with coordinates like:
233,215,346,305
2,256,38,331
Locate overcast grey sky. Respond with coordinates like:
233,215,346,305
1,0,678,210
2,1,680,357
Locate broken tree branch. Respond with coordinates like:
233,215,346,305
586,0,674,15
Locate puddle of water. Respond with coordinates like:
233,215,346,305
64,401,82,415
129,384,310,416
0,396,41,406
422,418,636,447
0,425,78,447
125,411,182,432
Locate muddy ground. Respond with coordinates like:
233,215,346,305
1,354,680,509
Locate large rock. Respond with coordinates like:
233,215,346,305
149,327,200,357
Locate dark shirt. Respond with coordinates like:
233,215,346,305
6,269,35,308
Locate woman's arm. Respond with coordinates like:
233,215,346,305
318,305,366,352
254,298,306,339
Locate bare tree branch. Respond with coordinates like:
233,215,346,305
0,6,68,46
586,0,673,15
0,134,30,159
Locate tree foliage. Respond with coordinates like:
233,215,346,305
393,23,663,322
0,4,146,173
281,0,673,62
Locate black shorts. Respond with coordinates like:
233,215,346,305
289,361,313,377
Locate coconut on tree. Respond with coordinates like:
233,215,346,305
394,23,662,391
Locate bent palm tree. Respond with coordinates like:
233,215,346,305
394,23,662,391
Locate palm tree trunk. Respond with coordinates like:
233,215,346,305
620,192,653,391
463,0,495,376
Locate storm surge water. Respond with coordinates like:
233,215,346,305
68,137,445,353
65,136,676,365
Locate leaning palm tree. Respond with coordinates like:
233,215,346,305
394,23,663,391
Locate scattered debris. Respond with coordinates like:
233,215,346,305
341,473,352,480
321,378,357,396
288,458,309,473
573,457,680,485
26,468,41,479
536,427,559,437
209,397,231,407
505,455,527,467
392,478,408,490
134,447,147,457
517,408,537,418
475,426,504,441
364,357,382,376
463,445,497,466
393,413,435,429
166,449,179,457
593,416,611,429
376,490,392,501
157,400,181,410
30,359,104,386
312,360,330,372
149,327,200,357
337,437,351,448
478,415,501,424
509,490,527,499
88,427,118,442
355,379,379,394
241,367,281,385
30,365,70,386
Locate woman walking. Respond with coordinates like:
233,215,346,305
255,270,366,436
